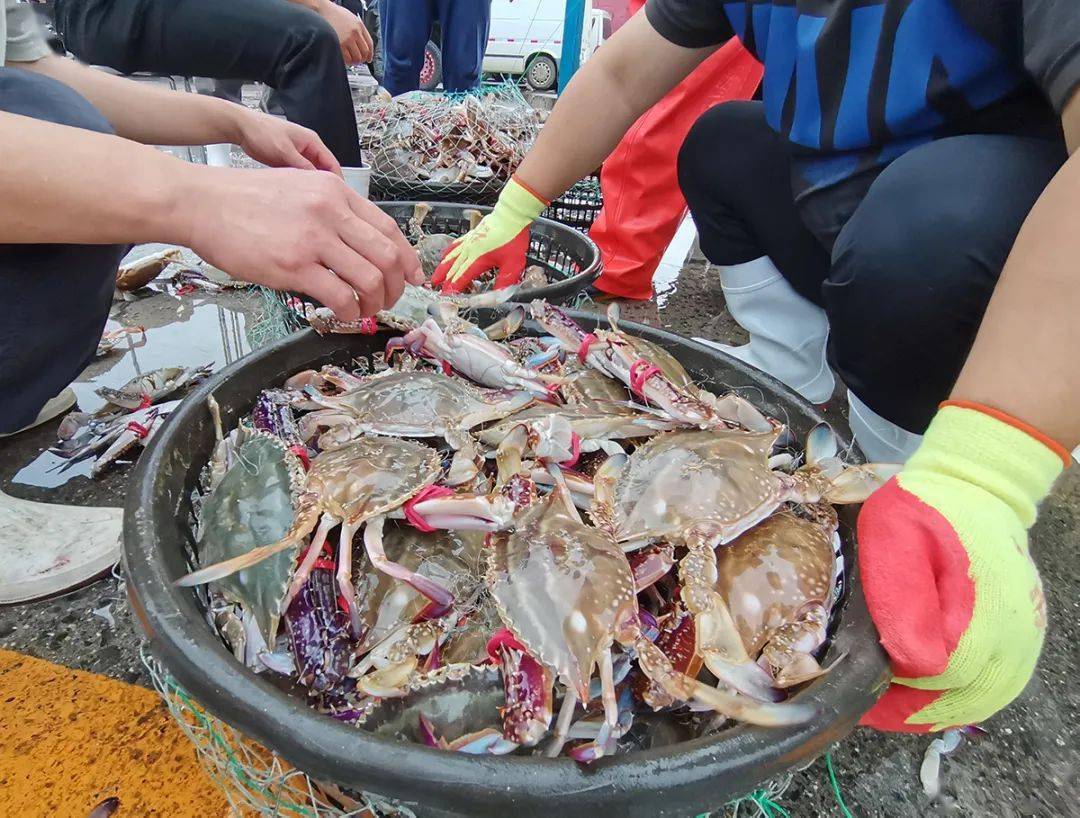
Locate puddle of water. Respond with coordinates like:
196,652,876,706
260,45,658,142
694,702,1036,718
12,295,251,489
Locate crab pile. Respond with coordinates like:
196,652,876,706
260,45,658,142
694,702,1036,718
357,91,541,191
180,302,896,763
51,364,213,477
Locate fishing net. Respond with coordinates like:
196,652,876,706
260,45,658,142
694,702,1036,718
142,647,416,818
357,83,543,204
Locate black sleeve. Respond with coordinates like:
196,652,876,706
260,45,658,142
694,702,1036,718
1022,0,1080,111
645,0,734,49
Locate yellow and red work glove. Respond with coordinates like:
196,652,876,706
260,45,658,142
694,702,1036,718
857,401,1070,732
431,177,548,294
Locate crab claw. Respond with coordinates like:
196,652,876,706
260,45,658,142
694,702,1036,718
446,728,520,755
488,630,555,747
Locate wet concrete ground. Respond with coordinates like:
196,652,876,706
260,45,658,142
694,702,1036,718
1,258,1075,816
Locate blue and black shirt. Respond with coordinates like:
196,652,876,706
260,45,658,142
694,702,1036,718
646,0,1080,194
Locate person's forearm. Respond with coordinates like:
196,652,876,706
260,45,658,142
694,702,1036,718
0,110,201,245
515,13,715,201
951,151,1080,450
11,55,247,146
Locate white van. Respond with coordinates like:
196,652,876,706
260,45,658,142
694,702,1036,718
484,0,608,91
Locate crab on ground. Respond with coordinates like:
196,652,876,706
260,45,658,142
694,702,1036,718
176,435,513,635
591,423,897,701
94,364,213,412
530,301,772,432
115,247,184,291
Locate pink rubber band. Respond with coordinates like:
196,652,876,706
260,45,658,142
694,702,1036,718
126,420,150,439
402,484,455,532
288,445,311,471
629,359,662,397
560,432,582,468
577,333,598,364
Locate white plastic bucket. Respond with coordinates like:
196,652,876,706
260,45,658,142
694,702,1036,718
342,165,372,199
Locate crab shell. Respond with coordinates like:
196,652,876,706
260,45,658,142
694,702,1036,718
486,486,638,701
305,435,442,524
596,427,784,547
714,511,836,657
196,433,306,646
313,369,529,447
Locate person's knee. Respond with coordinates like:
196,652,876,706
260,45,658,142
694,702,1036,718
0,68,114,136
287,12,342,66
826,182,990,432
678,101,768,209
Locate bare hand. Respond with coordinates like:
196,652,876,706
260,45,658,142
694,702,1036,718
317,1,373,65
234,109,342,176
183,167,422,319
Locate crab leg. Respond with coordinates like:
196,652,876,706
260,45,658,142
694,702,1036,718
363,516,455,616
623,628,816,727
176,495,322,586
393,494,513,531
336,520,363,637
568,649,621,763
284,513,338,606
481,306,525,341
544,687,579,758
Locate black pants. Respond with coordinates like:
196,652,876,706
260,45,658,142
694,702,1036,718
0,69,125,433
381,0,490,96
54,0,362,166
678,101,1067,433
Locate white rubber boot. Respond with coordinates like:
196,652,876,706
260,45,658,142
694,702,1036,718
696,257,835,403
847,391,923,464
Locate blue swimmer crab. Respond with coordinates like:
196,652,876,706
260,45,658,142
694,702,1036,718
486,466,814,763
297,368,533,452
714,506,842,688
530,302,772,432
193,432,306,647
591,424,896,701
304,282,519,335
177,435,513,634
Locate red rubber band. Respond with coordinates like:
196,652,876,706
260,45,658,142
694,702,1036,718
402,484,455,532
288,444,311,471
175,283,199,297
629,359,662,397
359,317,378,335
137,394,153,410
440,360,454,377
311,558,336,572
577,333,598,364
126,421,150,439
560,432,582,468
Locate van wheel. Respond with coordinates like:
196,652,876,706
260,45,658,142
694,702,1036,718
420,42,442,91
525,54,557,91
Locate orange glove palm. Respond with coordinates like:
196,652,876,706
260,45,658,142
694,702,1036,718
431,177,547,294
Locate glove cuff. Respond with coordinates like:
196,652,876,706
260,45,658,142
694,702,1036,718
498,176,550,225
904,403,1067,529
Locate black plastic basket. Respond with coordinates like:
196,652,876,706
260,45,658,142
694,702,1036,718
124,308,889,818
542,174,604,233
274,200,602,327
